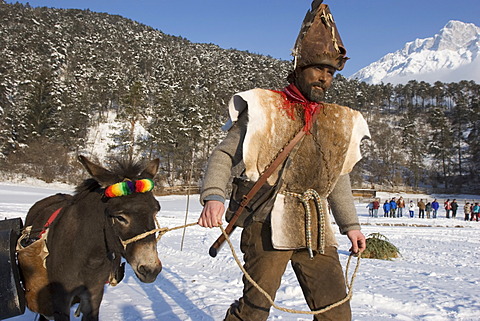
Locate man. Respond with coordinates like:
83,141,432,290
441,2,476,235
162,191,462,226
418,199,426,218
431,199,440,218
451,199,458,218
389,197,397,218
396,196,405,217
366,200,374,217
198,2,369,320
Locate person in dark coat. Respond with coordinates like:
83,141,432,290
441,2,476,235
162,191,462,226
425,202,432,219
366,201,374,217
472,203,480,221
451,199,459,218
417,199,426,218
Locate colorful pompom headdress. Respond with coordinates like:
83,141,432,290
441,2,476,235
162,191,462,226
104,178,155,198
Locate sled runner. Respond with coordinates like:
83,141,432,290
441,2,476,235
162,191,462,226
0,218,26,320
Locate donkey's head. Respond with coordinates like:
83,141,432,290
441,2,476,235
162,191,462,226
78,156,162,283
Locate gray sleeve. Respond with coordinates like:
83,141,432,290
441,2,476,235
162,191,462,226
327,173,361,234
199,112,247,205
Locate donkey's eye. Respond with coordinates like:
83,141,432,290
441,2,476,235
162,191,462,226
112,214,129,225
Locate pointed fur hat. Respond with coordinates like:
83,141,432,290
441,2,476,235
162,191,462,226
292,0,348,71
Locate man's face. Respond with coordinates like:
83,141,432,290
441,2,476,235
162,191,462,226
295,64,335,102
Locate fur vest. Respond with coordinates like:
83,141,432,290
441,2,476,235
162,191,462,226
226,88,370,250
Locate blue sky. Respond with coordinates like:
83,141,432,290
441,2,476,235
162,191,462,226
9,0,480,77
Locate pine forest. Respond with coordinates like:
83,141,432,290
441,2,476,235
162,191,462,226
0,2,479,193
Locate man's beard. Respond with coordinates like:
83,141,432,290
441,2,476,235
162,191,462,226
296,80,326,103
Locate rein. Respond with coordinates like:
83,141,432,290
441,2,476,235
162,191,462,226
122,221,361,316
99,175,362,315
119,221,198,249
39,207,63,238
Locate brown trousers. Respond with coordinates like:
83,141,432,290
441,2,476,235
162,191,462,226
224,222,351,321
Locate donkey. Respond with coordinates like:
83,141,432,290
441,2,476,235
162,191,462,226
17,156,163,321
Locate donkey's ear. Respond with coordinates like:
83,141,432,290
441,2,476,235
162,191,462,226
78,155,116,185
141,158,160,179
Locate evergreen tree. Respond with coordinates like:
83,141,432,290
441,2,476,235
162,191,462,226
465,93,480,180
110,81,148,161
450,91,470,181
25,67,59,140
399,106,426,189
0,77,14,155
427,108,454,188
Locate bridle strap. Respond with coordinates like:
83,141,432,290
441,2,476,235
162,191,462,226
39,207,63,238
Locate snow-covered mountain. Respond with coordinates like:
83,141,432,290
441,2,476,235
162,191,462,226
350,20,480,84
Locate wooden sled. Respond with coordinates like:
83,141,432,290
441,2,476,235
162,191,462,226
0,218,26,320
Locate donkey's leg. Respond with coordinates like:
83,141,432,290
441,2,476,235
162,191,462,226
79,286,105,321
50,284,72,321
53,311,71,321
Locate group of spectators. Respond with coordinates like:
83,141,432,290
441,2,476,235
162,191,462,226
366,197,480,221
462,201,480,221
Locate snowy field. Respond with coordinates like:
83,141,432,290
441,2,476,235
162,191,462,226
1,182,479,321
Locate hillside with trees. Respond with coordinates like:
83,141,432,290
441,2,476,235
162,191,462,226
0,2,478,193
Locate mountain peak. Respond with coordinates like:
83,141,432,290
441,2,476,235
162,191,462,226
350,20,480,84
435,20,480,50
444,19,478,31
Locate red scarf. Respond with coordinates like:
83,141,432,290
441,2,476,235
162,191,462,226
272,83,322,132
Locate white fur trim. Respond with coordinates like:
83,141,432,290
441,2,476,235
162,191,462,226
221,91,251,131
270,194,291,249
340,111,371,175
227,89,275,182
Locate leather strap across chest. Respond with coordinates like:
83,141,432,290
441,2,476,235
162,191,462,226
209,107,322,257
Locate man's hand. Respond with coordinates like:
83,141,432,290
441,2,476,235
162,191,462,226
198,200,225,228
346,230,366,254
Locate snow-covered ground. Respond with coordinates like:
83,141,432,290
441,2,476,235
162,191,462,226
1,182,479,321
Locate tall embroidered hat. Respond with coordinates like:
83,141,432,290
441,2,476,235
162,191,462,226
292,0,348,71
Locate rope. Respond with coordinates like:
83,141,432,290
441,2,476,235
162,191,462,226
121,222,198,248
219,225,361,315
285,189,326,257
121,221,361,316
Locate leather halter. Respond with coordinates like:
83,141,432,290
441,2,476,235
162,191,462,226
38,207,63,238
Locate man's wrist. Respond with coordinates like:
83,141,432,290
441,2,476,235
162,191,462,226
340,224,361,235
204,195,225,204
